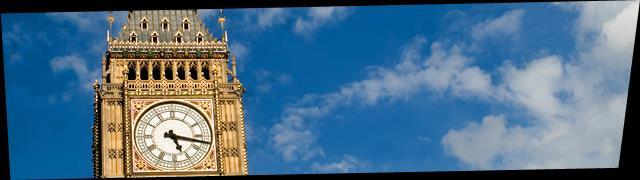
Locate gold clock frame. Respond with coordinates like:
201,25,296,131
124,96,223,177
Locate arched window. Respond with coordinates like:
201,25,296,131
127,61,136,80
152,64,161,80
140,17,149,31
106,73,111,83
182,18,190,31
175,32,183,43
196,32,204,43
140,65,149,80
202,66,210,80
161,17,170,31
164,63,173,80
151,32,159,43
189,66,198,80
177,66,186,80
129,32,138,42
128,67,136,80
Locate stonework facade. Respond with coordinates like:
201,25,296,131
92,10,248,178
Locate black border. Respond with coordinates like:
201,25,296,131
0,0,636,179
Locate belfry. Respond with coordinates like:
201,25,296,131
92,10,248,178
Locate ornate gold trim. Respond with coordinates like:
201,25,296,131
92,81,102,178
238,97,249,175
213,70,225,176
127,98,220,177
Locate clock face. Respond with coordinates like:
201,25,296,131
134,103,212,170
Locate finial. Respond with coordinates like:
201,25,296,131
218,9,226,30
107,11,114,42
93,79,100,89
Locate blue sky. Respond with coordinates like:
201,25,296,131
2,1,637,179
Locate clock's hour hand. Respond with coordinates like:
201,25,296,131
164,130,182,152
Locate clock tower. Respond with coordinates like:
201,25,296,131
92,10,248,178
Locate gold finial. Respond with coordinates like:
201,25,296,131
93,79,100,89
218,9,226,30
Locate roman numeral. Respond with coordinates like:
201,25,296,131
147,144,157,151
170,111,175,119
191,123,199,128
194,134,203,138
172,154,177,162
157,114,164,121
158,152,165,159
192,145,200,150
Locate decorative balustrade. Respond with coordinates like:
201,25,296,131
104,83,123,91
124,80,240,94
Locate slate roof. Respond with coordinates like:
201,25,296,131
115,10,219,43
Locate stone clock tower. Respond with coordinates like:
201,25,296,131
92,10,248,178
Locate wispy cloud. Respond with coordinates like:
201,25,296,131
2,22,50,63
268,35,493,162
200,8,290,34
230,42,250,72
311,155,366,173
240,8,290,32
293,7,352,40
471,9,525,42
254,69,292,93
47,12,104,33
50,54,100,92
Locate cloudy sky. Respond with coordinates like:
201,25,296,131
2,1,637,179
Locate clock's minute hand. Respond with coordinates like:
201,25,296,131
173,134,211,144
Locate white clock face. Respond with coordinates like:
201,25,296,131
134,103,212,170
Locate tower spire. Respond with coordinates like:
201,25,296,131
232,55,238,83
218,9,228,43
218,9,225,30
107,11,114,42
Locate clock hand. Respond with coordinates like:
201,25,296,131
164,130,182,152
173,134,212,144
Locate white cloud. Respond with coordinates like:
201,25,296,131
229,42,250,72
442,1,636,170
215,8,290,33
294,7,352,40
197,9,217,21
267,1,635,171
47,11,127,38
471,9,525,41
230,42,249,61
255,8,289,28
244,119,269,144
48,12,103,33
50,54,100,92
501,56,565,120
2,22,50,63
254,69,292,93
451,66,493,99
268,35,495,162
311,155,365,173
442,115,512,169
418,136,431,143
